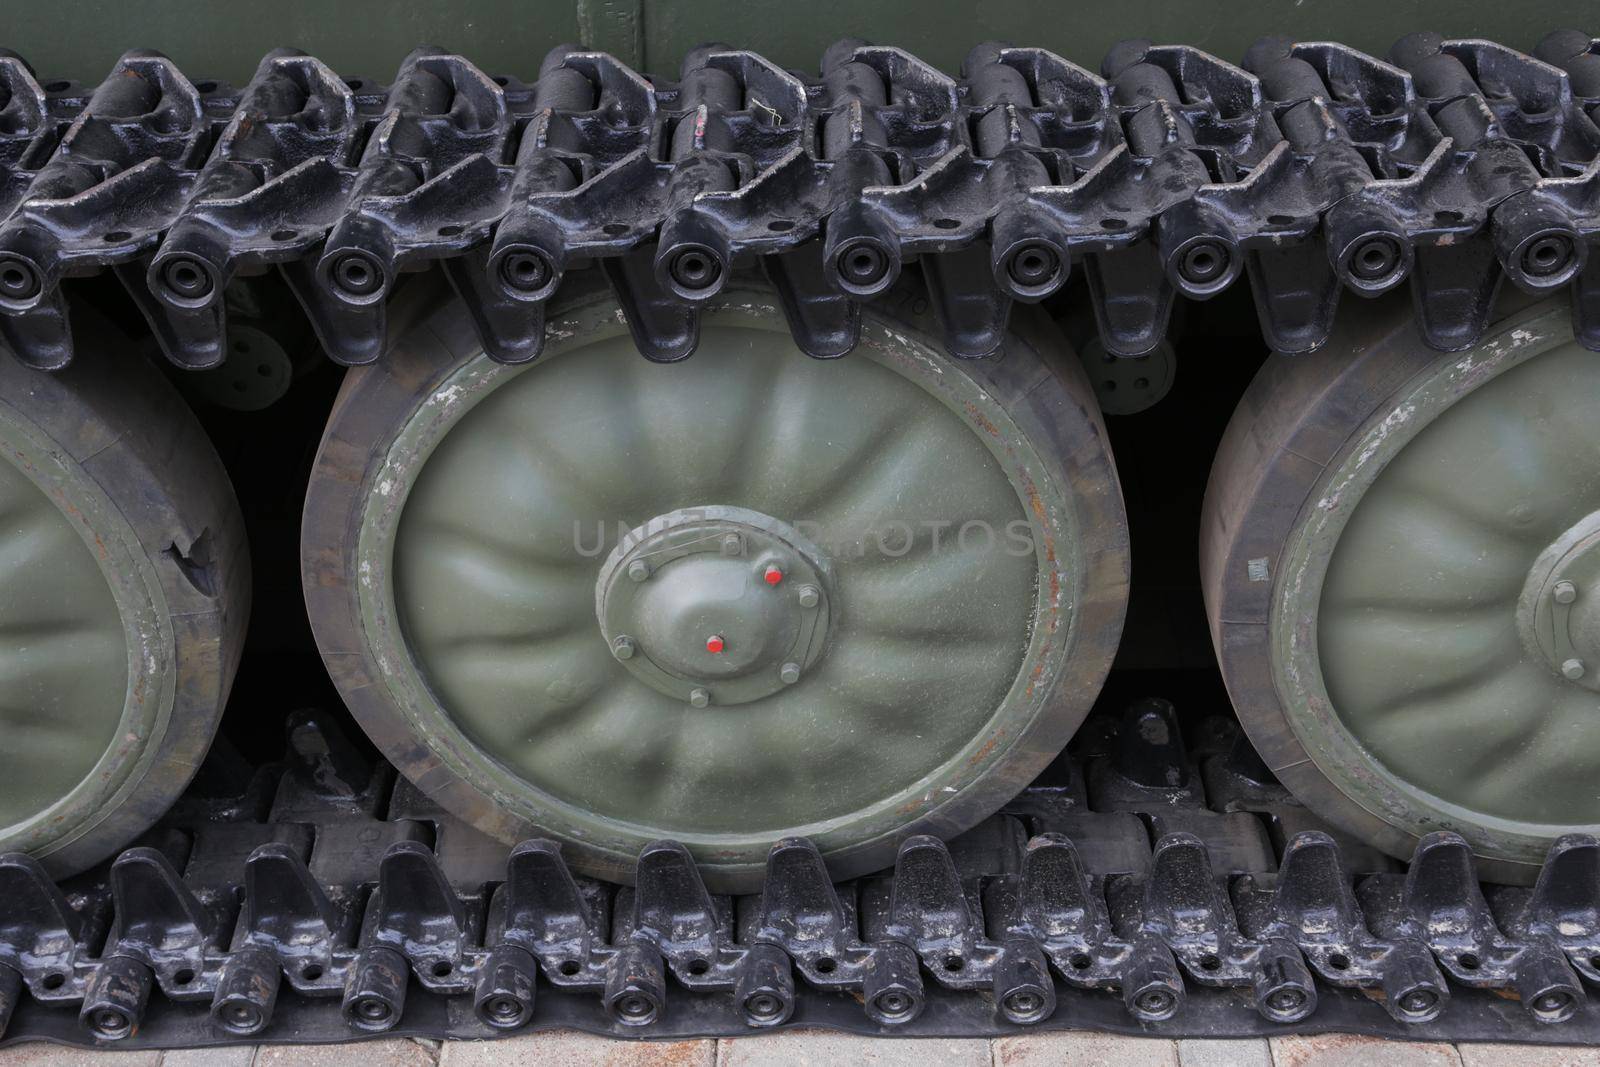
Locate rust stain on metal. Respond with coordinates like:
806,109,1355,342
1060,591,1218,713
963,398,1001,438
968,727,1005,767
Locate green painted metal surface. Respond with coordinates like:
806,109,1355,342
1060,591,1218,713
299,279,1127,888
390,321,1034,833
1268,299,1600,869
8,1,1597,84
1319,336,1600,827
0,429,127,835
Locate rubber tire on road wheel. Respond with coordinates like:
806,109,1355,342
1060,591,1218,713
0,311,249,875
1203,292,1599,884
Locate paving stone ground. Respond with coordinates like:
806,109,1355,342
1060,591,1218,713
0,1033,1595,1066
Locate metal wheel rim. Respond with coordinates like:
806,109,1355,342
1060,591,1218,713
308,281,1129,889
1271,298,1600,867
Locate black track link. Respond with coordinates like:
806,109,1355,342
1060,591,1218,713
5,32,1600,371
5,699,1600,1049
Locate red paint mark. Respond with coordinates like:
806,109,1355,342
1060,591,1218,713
763,565,783,586
705,634,725,654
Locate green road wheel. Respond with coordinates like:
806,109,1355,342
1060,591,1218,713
1203,292,1600,883
303,279,1129,890
0,314,249,875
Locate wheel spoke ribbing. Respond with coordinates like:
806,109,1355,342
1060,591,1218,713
0,460,126,830
393,321,1036,837
1317,336,1600,829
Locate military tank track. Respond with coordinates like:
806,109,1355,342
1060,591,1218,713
4,31,1600,370
5,25,1600,1051
7,699,1600,1051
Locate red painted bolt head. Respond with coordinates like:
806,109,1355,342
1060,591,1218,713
706,634,726,654
763,565,783,586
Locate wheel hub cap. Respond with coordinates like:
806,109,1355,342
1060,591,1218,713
1521,510,1600,693
596,506,832,706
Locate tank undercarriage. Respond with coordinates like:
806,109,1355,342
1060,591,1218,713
1,27,1599,1048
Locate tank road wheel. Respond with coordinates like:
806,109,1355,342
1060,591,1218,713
1203,294,1600,883
302,281,1128,890
0,316,248,875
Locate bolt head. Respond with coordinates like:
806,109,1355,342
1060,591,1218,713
689,687,710,708
1006,991,1043,1015
484,994,522,1021
1006,242,1061,290
332,252,383,297
1134,988,1175,1016
162,256,214,299
763,564,783,586
223,1000,264,1031
92,1008,130,1035
1535,990,1573,1014
626,559,650,582
499,249,553,294
797,584,819,607
356,997,390,1021
875,990,912,1017
612,635,636,660
779,662,801,685
1563,658,1587,681
745,992,782,1019
618,994,653,1018
706,634,726,654
1398,988,1439,1016
721,533,743,556
1266,987,1306,1014
1555,580,1579,605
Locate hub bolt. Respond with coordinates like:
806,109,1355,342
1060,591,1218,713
612,635,636,660
689,687,710,708
706,634,726,654
722,534,743,556
779,662,801,685
627,560,650,582
1563,658,1587,681
1554,580,1578,604
797,584,819,608
763,564,783,585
